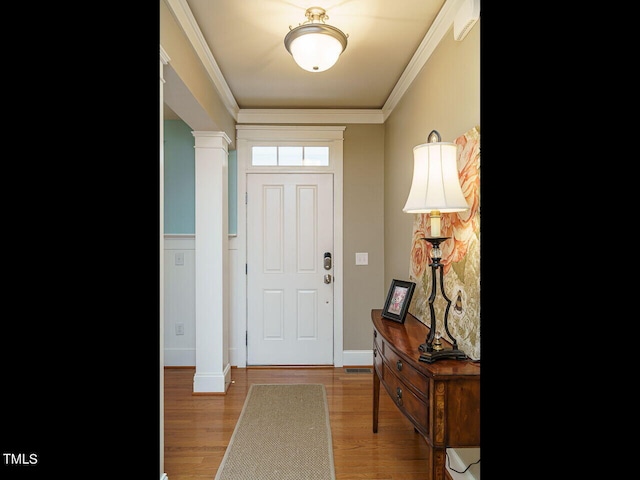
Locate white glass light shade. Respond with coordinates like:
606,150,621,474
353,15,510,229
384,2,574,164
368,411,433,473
285,24,347,72
403,141,469,214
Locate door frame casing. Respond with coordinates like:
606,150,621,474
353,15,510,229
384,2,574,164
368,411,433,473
233,125,345,368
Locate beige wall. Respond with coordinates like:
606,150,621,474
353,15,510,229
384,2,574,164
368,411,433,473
383,21,480,287
342,124,385,351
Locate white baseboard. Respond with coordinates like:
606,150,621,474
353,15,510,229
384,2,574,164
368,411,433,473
165,349,373,368
342,349,373,366
193,364,232,393
164,348,196,366
160,474,168,480
446,448,480,480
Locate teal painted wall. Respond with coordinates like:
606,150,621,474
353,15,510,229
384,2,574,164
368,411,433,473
164,119,195,234
163,119,237,234
228,149,237,235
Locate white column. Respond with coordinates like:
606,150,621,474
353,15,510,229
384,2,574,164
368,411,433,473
193,130,232,393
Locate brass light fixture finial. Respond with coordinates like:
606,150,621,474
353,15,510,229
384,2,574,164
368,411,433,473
284,6,348,72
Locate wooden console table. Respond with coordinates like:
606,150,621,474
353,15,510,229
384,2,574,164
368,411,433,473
372,309,480,480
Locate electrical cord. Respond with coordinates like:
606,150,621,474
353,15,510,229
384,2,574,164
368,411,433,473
446,451,480,474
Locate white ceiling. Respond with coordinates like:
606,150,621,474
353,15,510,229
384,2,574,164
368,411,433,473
164,0,471,121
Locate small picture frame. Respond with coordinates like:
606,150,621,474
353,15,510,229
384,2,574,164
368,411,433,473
381,279,416,323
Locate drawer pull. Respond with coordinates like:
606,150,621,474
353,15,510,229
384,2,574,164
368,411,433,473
374,330,377,338
396,360,403,371
396,387,403,406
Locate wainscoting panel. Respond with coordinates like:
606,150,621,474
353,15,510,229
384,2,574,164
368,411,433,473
164,235,196,366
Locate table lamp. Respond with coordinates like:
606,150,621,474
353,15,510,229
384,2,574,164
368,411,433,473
403,130,470,362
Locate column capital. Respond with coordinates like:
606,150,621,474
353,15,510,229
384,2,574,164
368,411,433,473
192,131,232,150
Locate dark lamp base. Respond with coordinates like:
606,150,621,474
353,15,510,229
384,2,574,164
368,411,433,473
418,346,467,363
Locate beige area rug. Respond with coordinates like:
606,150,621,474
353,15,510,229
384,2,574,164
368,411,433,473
214,383,336,480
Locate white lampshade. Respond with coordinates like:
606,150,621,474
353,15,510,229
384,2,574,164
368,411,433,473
284,8,348,73
403,134,469,236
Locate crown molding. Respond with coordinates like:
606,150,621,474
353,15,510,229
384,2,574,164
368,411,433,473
237,109,384,125
382,0,464,121
236,125,346,141
164,0,239,121
160,46,170,65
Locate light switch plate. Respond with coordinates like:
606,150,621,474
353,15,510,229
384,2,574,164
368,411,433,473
355,252,368,265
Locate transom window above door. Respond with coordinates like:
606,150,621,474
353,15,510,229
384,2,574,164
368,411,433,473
252,146,329,166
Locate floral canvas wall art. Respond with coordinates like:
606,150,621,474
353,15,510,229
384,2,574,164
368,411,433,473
408,125,480,360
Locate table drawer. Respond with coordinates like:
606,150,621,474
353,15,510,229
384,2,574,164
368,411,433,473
381,361,429,435
381,341,429,401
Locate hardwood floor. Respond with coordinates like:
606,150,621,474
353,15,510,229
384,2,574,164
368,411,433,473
163,366,434,480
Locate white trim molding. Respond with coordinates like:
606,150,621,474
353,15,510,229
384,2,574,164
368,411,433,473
343,350,373,367
382,0,465,121
237,109,384,125
164,0,239,120
446,448,480,480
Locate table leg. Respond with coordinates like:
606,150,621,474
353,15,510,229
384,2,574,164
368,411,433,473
373,369,380,433
429,446,447,480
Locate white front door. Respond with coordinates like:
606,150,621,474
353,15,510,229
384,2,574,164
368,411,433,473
247,173,334,365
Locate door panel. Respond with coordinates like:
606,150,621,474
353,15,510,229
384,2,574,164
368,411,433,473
247,173,333,365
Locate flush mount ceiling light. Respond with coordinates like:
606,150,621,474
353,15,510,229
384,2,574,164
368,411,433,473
284,7,348,73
